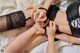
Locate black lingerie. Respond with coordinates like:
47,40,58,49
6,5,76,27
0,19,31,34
66,2,80,38
6,11,26,30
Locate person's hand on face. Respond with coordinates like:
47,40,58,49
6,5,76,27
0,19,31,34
32,8,47,23
33,18,45,35
32,9,49,27
46,21,56,38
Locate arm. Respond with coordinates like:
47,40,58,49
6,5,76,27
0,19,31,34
43,0,54,10
47,36,55,53
46,21,56,53
5,25,37,53
44,0,61,10
43,0,61,9
55,33,80,44
26,32,80,52
4,19,42,53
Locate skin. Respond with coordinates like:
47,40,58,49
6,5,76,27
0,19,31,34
54,10,71,34
5,26,38,53
4,18,47,53
5,19,56,53
46,21,56,53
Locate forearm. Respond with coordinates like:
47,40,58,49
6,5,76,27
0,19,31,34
26,35,47,51
55,33,80,44
5,26,37,53
43,0,54,10
43,0,61,10
47,36,55,53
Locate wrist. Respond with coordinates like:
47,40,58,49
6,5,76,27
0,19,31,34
48,34,55,38
32,25,38,32
48,36,55,40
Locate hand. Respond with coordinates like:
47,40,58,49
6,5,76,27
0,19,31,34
32,8,49,27
33,19,45,35
36,28,45,35
32,8,47,22
46,21,56,38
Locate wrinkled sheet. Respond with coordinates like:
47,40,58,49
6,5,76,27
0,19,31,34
0,0,45,16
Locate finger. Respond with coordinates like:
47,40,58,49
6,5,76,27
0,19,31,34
38,11,44,20
35,11,40,19
51,21,55,28
39,16,47,22
33,13,36,21
35,18,39,24
52,22,56,30
32,9,36,16
46,26,49,31
49,21,53,28
34,10,40,21
33,10,40,21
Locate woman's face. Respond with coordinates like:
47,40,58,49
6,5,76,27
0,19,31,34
39,19,49,27
24,7,49,28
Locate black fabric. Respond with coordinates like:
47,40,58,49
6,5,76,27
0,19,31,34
66,2,80,38
6,14,13,30
6,11,26,30
46,5,59,21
